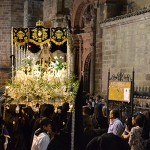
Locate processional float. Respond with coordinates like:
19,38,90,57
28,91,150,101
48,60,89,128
8,20,77,105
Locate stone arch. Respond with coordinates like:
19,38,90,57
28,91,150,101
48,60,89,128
74,2,88,28
72,1,94,31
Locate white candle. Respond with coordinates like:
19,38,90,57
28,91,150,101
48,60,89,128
5,86,9,95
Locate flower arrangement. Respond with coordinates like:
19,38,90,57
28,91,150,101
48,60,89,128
6,56,79,104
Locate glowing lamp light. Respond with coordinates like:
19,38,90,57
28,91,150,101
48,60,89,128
28,44,31,48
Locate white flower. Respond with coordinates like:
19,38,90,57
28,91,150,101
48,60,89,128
6,55,79,103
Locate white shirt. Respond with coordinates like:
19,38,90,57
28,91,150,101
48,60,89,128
108,118,124,136
31,132,50,150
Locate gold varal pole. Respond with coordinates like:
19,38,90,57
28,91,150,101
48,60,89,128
3,86,9,121
11,27,14,80
15,44,18,71
67,31,71,78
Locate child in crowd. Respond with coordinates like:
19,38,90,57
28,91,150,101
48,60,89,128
128,113,145,150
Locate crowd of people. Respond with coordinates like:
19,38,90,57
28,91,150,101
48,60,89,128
0,95,150,150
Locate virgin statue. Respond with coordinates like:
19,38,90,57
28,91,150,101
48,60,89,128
38,44,54,71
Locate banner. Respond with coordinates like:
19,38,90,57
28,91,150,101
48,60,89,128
29,27,50,46
13,28,28,45
12,21,68,52
51,27,67,45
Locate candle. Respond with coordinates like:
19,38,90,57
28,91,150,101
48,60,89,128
5,86,9,95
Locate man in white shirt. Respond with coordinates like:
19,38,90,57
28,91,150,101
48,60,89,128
108,109,124,136
31,117,53,150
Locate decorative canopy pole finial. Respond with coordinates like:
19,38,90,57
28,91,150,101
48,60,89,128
36,20,44,27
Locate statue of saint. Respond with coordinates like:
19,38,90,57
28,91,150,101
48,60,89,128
38,44,54,71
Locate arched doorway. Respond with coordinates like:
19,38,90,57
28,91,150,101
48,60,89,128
83,53,91,94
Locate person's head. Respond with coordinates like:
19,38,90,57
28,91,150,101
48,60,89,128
40,117,53,133
9,104,17,115
132,114,137,126
83,106,91,115
135,113,145,127
109,109,119,119
40,104,54,117
62,102,69,112
96,95,102,100
142,110,150,120
87,101,92,108
89,96,94,102
23,106,34,117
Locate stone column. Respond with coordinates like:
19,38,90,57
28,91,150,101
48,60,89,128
78,34,83,80
90,36,95,95
89,7,96,95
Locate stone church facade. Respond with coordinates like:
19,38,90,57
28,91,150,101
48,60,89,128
0,0,150,98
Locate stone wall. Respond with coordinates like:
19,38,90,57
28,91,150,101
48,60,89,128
11,0,24,27
100,12,150,95
43,0,57,27
28,0,43,27
43,0,55,23
43,0,71,27
0,0,17,92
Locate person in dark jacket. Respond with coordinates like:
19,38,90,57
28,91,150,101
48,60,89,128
86,133,130,150
31,104,55,144
47,113,72,150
